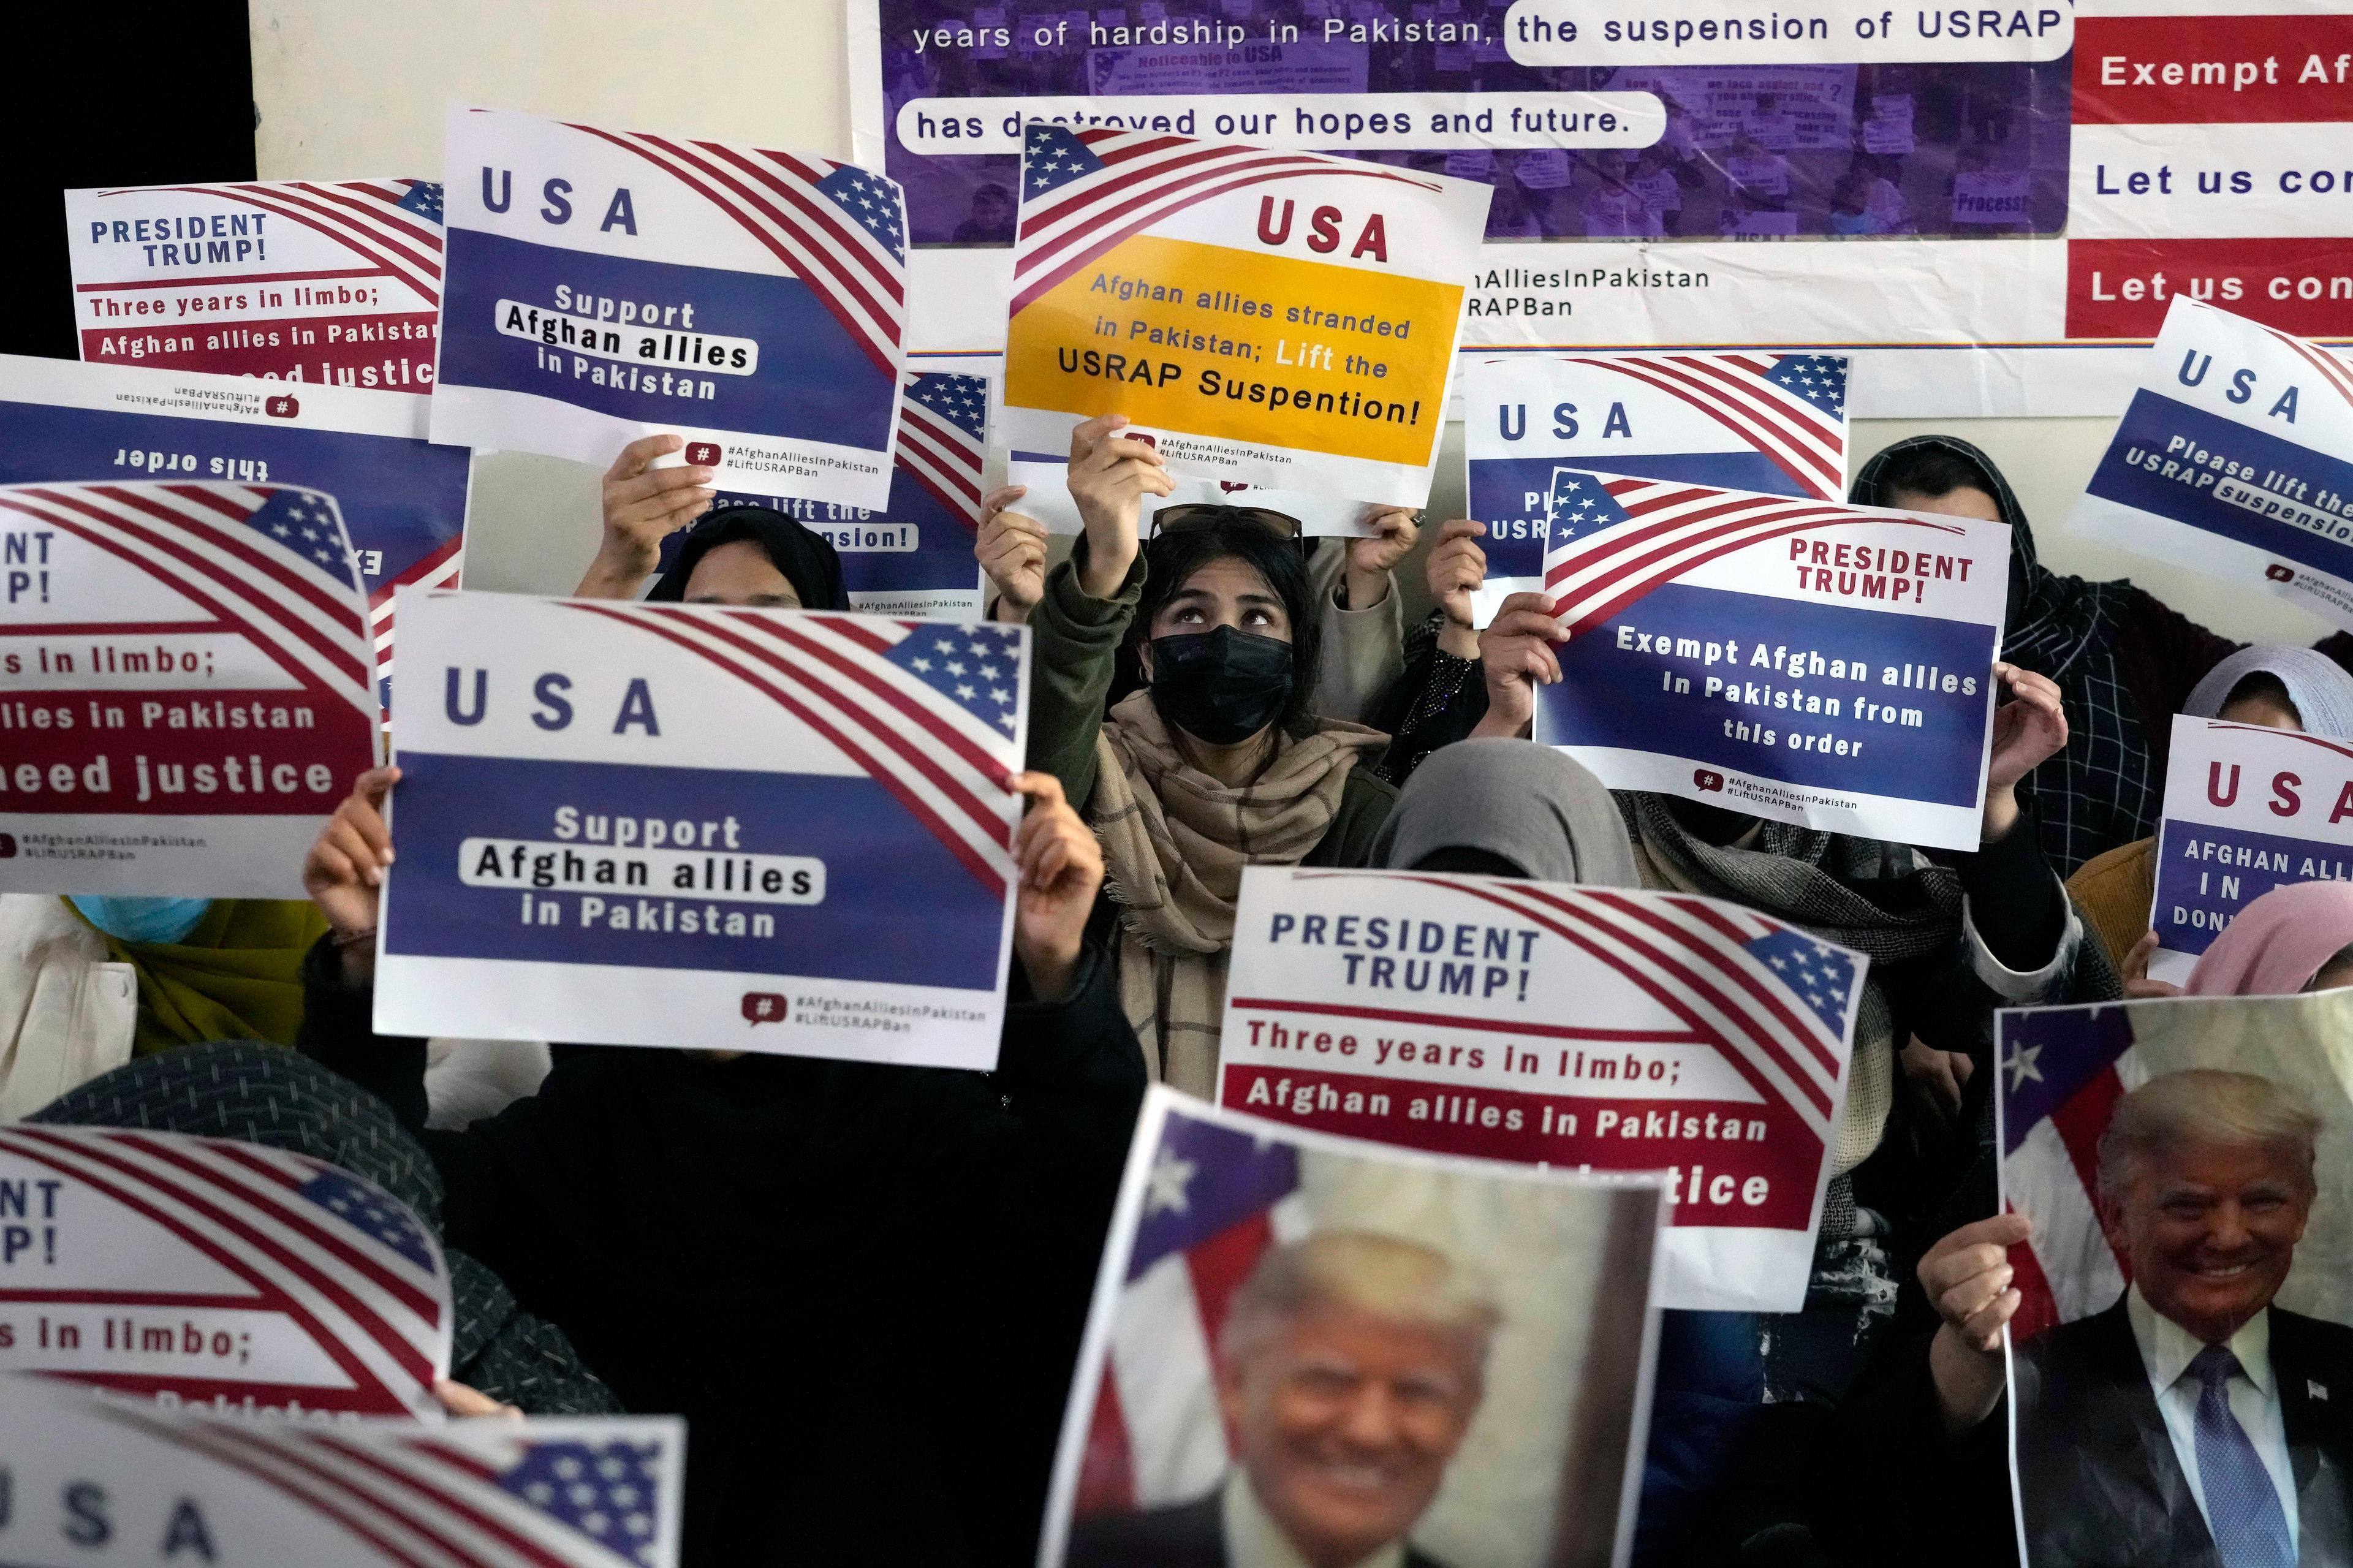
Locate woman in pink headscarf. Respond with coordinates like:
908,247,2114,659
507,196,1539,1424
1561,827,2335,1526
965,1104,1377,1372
2183,879,2353,995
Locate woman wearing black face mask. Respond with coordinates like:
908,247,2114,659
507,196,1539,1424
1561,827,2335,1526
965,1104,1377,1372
1026,415,1398,1094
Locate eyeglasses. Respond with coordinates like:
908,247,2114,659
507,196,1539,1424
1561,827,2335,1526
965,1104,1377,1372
1145,502,1302,539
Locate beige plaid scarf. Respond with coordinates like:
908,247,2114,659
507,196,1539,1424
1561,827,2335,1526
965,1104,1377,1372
1089,692,1385,1094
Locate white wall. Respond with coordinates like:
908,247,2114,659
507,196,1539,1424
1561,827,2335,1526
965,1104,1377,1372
248,0,2334,649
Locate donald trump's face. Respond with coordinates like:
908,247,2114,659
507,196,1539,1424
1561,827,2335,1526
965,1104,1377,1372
2103,1134,2314,1345
1216,1303,1481,1568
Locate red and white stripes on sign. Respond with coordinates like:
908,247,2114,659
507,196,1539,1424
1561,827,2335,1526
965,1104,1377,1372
2008,1045,2150,1338
1561,354,1846,499
566,602,1019,893
566,125,906,377
98,1406,625,1568
895,380,985,527
1010,129,1442,313
127,181,443,303
0,483,377,720
1541,475,1968,638
1099,1191,1313,1510
1395,875,1845,1143
2263,320,2353,408
370,537,465,677
0,1127,445,1412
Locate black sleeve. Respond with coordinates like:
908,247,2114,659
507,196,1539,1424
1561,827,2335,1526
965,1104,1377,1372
1955,802,2067,973
1812,1331,2017,1568
1368,623,1490,787
295,934,430,1130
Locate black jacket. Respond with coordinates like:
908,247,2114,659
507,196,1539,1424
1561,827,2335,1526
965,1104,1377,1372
1065,1489,1456,1568
298,936,1146,1567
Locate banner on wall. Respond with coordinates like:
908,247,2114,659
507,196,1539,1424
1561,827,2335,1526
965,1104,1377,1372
0,1126,451,1419
0,1377,687,1567
849,1,2353,417
0,480,382,898
374,589,1023,1066
1998,988,2353,1567
1462,350,1851,619
2070,297,2353,631
680,369,990,618
999,124,1490,505
64,178,443,387
0,354,469,710
431,105,909,508
2145,715,2353,983
1533,470,2009,849
1216,866,1860,1311
1042,1087,1665,1568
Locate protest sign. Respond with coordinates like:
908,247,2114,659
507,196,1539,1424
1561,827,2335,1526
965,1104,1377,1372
998,452,1379,536
1533,471,2009,850
1217,867,1860,1311
0,354,468,709
1042,1086,1664,1568
0,1376,686,1567
431,105,909,509
374,589,1024,1066
999,124,1488,507
64,178,442,387
2070,297,2353,632
0,480,381,898
2144,715,2353,983
1463,352,1851,623
683,370,990,618
0,1126,450,1419
1998,988,2353,1567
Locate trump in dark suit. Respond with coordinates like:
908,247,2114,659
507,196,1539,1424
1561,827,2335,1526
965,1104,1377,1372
2006,1069,2353,1568
1066,1230,1495,1568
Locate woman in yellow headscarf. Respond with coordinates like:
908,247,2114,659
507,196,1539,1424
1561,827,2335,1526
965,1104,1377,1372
65,896,325,1053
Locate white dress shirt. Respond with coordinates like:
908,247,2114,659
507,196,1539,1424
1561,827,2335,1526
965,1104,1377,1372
1220,1472,1408,1568
2127,1284,2300,1556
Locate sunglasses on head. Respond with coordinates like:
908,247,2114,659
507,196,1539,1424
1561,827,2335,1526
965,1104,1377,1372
1145,502,1303,540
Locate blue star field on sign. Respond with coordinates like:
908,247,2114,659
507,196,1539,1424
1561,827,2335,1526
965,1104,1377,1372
395,181,444,222
889,623,1024,737
245,490,358,591
817,165,906,261
1764,354,1848,419
297,1169,434,1270
1021,123,1107,202
499,1440,667,1568
1743,928,1859,1039
907,373,987,439
1545,468,1636,546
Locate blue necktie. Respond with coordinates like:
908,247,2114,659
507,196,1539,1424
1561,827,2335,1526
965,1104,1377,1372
2191,1344,2294,1568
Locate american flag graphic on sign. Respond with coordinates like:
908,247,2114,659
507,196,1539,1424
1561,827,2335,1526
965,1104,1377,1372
1540,471,1972,638
1011,124,1442,314
1542,354,1847,500
565,604,1023,891
89,1398,681,1567
368,532,464,708
0,481,378,722
1998,1004,2143,1342
1073,1110,1312,1515
565,122,908,376
895,371,987,527
0,1126,451,1418
119,180,444,305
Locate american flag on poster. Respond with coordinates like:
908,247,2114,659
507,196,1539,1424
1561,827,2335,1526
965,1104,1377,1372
572,605,1022,891
369,531,463,707
571,123,907,376
1541,470,1975,637
1550,353,1849,500
1997,1004,2144,1341
115,180,445,304
0,480,378,721
1072,1109,1312,1515
0,1127,451,1419
1010,123,1441,313
896,371,987,526
6,1379,686,1568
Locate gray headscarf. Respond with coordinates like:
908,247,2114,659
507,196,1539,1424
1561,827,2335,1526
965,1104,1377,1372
2184,645,2353,739
1367,739,1639,886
